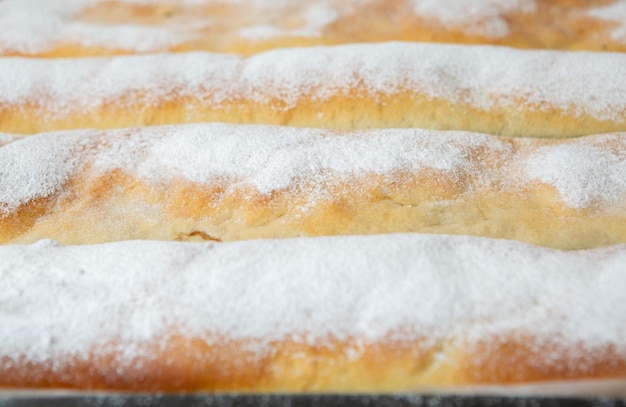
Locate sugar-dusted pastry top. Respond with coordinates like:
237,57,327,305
2,123,626,249
0,133,20,147
2,0,626,57
1,42,625,137
0,234,625,392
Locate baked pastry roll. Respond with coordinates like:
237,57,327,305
0,235,624,393
1,42,625,137
1,0,626,57
2,123,625,249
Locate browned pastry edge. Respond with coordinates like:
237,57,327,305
3,165,626,249
1,334,624,392
2,91,624,137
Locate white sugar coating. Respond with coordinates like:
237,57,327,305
0,0,342,54
0,133,22,147
0,52,242,118
1,43,626,123
3,123,626,214
0,0,190,54
239,25,285,40
525,135,626,209
239,3,339,40
0,123,511,213
588,1,626,43
612,26,626,43
0,0,83,54
0,132,92,216
411,0,536,37
0,0,547,53
120,124,507,194
64,23,186,53
0,234,625,363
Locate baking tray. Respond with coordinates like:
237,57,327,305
0,393,625,407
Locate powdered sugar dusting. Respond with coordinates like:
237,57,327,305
1,43,625,124
0,0,189,54
0,132,91,216
124,124,502,194
0,0,84,54
0,52,240,122
526,135,626,209
64,23,186,53
0,0,343,55
0,124,509,215
3,124,626,215
0,235,624,364
0,133,22,147
239,3,339,40
412,0,536,38
588,1,626,44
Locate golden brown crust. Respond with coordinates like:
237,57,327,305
3,90,625,138
6,170,623,249
1,335,624,392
